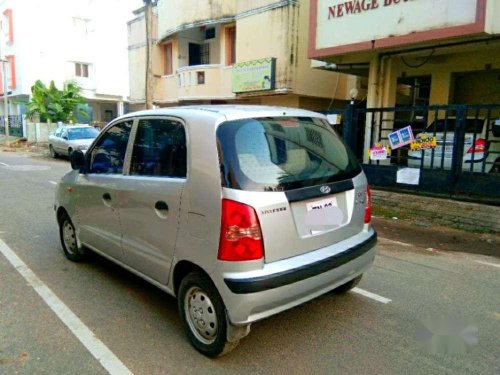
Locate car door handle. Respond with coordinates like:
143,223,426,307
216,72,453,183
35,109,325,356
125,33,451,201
102,193,112,208
155,201,169,211
154,201,169,219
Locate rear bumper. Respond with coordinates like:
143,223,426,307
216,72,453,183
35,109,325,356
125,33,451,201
215,229,377,325
224,233,376,294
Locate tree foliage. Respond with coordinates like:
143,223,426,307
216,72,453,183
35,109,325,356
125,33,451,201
26,80,89,123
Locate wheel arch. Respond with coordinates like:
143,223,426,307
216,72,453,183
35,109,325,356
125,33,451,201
56,206,69,225
172,260,212,297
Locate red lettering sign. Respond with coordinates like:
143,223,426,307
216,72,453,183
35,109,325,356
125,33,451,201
327,0,411,20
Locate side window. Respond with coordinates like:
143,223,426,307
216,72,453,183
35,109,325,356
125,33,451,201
55,128,62,137
88,121,133,174
61,130,68,139
130,118,186,178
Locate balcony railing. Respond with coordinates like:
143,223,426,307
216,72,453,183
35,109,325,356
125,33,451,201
155,64,235,103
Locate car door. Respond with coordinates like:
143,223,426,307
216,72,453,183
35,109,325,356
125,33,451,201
73,119,134,262
59,129,70,155
118,117,187,285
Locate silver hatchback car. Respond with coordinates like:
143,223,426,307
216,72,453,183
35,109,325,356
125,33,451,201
55,105,377,357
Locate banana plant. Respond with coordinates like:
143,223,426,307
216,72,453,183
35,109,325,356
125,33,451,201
25,80,89,123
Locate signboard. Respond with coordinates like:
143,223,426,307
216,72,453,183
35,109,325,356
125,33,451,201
311,0,485,57
388,126,414,150
232,58,276,93
368,144,390,160
410,133,437,151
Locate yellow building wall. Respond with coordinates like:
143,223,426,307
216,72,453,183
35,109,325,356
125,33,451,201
293,0,355,102
236,6,292,90
375,47,500,107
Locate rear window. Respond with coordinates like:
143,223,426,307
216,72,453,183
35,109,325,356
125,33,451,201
426,119,484,133
216,117,361,191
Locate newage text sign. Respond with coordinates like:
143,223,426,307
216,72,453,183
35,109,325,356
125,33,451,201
315,0,478,51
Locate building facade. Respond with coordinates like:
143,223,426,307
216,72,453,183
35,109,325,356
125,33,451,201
309,0,500,109
0,0,138,124
128,0,359,111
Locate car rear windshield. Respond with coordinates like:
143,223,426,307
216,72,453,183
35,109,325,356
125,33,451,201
68,127,99,140
426,119,484,133
216,117,361,191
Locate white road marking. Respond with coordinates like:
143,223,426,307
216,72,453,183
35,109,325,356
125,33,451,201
378,237,413,247
352,287,392,304
0,238,133,375
0,161,9,166
49,180,58,185
474,260,500,269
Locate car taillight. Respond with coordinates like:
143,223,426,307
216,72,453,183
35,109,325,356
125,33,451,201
467,138,487,153
364,186,372,224
218,199,264,261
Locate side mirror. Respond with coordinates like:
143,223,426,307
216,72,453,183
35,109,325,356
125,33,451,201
62,135,68,140
70,150,86,172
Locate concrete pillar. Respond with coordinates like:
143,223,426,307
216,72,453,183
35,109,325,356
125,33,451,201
381,57,398,108
117,101,124,116
363,54,380,163
429,71,452,105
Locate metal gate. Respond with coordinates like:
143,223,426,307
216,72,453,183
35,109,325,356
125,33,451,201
325,104,500,204
0,115,25,137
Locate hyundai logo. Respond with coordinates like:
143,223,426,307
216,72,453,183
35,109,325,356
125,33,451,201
320,185,331,194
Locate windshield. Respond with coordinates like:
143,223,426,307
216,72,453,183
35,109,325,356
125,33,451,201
68,127,99,140
216,117,361,192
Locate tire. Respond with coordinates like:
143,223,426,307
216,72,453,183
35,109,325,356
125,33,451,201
332,275,362,294
59,213,87,262
68,148,73,158
178,272,238,357
49,145,58,158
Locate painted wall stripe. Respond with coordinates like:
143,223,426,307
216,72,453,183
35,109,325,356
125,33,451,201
0,238,133,375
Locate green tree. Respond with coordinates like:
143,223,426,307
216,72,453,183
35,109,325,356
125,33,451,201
26,80,89,123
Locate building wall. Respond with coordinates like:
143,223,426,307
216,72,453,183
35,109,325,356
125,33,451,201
145,0,357,109
1,0,138,118
157,0,236,39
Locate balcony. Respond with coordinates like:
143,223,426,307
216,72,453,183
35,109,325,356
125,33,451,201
155,64,235,104
158,0,236,40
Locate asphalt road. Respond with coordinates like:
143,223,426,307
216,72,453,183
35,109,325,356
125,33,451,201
0,151,499,375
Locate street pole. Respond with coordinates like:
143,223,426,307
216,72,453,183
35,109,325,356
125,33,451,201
2,59,9,146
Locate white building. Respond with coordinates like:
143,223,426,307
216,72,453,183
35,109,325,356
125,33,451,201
0,0,140,124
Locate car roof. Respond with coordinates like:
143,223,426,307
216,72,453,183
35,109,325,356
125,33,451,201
61,125,93,129
116,105,326,124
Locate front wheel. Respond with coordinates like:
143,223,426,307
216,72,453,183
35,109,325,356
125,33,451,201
178,272,238,357
49,145,58,158
332,275,362,294
59,213,87,262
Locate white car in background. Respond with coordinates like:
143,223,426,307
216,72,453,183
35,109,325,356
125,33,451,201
48,125,99,158
407,118,500,173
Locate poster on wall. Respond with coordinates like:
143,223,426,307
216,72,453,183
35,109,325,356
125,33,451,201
388,125,414,150
410,133,437,151
368,144,390,161
232,58,276,93
396,167,420,185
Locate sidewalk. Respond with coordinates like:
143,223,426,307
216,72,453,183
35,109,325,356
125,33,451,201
0,136,49,157
373,217,499,258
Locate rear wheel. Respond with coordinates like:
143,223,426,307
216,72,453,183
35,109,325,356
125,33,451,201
332,275,362,294
59,213,87,262
49,145,58,158
178,272,238,357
